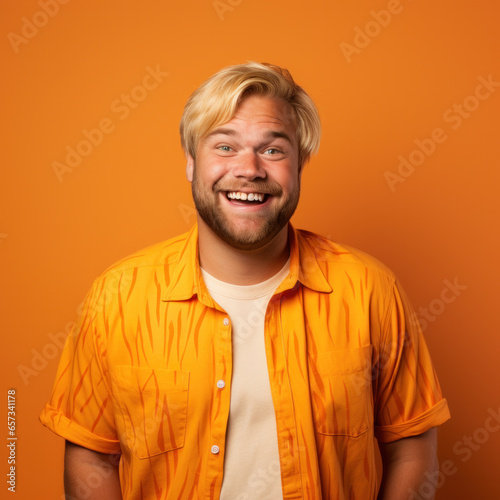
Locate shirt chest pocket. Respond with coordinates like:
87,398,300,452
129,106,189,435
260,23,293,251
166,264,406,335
309,345,373,437
111,365,190,459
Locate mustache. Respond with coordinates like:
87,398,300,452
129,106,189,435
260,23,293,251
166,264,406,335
213,180,283,196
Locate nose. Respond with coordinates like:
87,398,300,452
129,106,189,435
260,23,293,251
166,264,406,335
231,152,266,181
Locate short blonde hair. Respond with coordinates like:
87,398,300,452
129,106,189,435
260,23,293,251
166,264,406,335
180,61,321,166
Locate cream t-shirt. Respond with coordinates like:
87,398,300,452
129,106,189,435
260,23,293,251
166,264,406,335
201,260,290,500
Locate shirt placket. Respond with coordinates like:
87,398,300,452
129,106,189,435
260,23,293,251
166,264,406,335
265,292,304,500
206,310,233,499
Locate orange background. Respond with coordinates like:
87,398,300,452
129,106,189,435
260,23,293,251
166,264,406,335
2,0,499,498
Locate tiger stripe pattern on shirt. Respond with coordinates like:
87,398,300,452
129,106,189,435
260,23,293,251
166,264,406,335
40,223,450,499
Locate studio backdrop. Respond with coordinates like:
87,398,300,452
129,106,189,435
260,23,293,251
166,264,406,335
2,0,499,498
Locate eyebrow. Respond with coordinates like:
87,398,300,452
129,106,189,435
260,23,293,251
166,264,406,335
206,127,294,144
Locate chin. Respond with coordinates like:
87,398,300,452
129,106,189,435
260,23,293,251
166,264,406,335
217,224,285,251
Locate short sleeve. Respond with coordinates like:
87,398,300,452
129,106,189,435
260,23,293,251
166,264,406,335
39,278,121,454
373,279,451,443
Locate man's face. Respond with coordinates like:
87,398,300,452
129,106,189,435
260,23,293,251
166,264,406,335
186,94,302,251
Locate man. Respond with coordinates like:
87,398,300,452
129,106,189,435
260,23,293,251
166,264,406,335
40,62,451,499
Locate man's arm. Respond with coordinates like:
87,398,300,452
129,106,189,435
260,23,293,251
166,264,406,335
64,440,122,500
377,427,438,500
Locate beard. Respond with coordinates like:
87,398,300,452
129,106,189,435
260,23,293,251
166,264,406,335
191,166,300,251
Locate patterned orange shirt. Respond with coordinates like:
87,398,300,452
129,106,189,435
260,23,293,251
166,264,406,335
39,223,450,499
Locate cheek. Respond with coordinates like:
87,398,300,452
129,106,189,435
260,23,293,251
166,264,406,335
275,168,301,192
197,159,229,183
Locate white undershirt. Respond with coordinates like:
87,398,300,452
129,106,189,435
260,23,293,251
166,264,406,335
201,261,290,500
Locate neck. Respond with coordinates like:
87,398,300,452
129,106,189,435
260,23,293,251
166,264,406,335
197,217,290,285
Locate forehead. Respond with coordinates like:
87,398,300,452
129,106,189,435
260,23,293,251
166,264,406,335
227,94,297,128
200,95,298,149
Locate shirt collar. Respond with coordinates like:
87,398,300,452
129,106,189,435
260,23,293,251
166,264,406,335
275,223,332,295
162,223,332,304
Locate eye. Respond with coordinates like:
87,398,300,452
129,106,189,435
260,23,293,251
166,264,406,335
263,148,282,155
217,145,232,152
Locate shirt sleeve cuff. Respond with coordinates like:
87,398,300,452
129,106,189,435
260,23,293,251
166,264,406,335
375,398,451,443
39,404,122,455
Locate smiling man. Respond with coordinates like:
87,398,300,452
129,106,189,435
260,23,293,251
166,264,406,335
40,62,450,500
187,93,301,282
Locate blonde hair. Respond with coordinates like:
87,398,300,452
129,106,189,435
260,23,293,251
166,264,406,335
180,61,321,166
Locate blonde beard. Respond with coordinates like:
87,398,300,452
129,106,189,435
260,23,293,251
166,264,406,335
191,167,300,251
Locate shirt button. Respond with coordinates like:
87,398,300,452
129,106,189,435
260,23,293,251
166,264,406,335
217,380,225,389
211,445,220,454
223,318,230,326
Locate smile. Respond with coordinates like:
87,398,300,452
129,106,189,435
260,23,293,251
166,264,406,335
226,191,267,203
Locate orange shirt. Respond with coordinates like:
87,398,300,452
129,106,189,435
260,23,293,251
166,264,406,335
39,224,450,499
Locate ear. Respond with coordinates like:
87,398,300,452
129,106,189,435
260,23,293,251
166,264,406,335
186,154,194,183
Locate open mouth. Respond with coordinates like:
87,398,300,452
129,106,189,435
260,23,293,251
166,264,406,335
225,191,269,203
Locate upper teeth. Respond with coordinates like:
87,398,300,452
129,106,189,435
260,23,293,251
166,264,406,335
227,192,265,202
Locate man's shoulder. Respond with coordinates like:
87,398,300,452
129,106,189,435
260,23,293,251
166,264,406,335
297,228,396,283
96,229,192,281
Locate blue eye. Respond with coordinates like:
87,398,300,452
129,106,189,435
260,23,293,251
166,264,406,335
218,146,232,152
264,148,281,155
